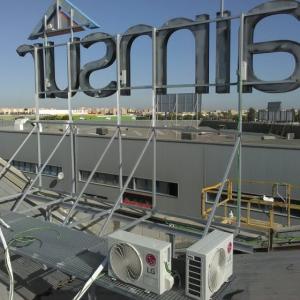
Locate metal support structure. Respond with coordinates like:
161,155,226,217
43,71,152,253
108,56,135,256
31,14,239,52
203,137,240,236
237,13,245,230
118,127,123,189
220,0,225,17
0,125,37,179
63,129,119,225
175,94,178,139
166,233,176,259
98,131,155,237
0,226,14,300
56,0,60,29
152,127,157,208
0,8,290,300
6,10,272,275
196,94,202,126
27,5,296,50
35,45,42,188
68,9,76,197
0,189,38,204
12,127,70,212
70,8,75,41
19,196,72,214
116,34,123,192
73,257,108,300
152,28,157,209
12,192,254,253
0,193,24,204
67,210,111,228
67,41,76,197
120,212,152,231
32,77,299,95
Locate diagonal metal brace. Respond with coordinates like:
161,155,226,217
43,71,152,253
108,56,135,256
203,137,240,237
63,128,119,225
12,126,70,212
0,125,37,180
98,130,155,237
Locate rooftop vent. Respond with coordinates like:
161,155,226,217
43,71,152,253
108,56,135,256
261,135,276,140
96,128,109,136
181,132,197,140
286,133,295,140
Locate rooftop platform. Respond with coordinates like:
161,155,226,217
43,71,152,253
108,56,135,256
0,211,299,299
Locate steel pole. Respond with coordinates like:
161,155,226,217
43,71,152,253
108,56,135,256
56,0,60,29
152,28,157,209
67,41,76,197
220,0,225,17
35,43,42,188
176,94,178,139
73,258,108,300
203,138,240,236
116,34,123,192
237,13,245,230
0,227,14,300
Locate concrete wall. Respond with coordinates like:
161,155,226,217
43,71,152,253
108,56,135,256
1,130,300,221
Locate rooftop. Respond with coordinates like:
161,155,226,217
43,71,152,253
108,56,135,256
1,120,300,149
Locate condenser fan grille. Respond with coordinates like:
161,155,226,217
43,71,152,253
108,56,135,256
109,243,143,283
208,248,226,293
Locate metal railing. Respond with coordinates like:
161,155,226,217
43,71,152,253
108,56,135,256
201,179,300,230
201,180,233,221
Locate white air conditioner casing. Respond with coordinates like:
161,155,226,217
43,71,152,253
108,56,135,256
107,230,174,295
186,230,233,300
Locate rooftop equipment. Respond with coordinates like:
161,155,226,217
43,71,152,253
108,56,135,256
96,128,109,135
14,118,29,131
181,132,197,140
261,135,276,140
185,230,233,300
286,132,295,140
107,230,174,295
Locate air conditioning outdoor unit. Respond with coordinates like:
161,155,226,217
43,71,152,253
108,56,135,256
186,230,233,300
107,230,174,295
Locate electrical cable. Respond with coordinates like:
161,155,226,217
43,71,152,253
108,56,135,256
0,227,61,252
164,261,172,274
0,225,61,300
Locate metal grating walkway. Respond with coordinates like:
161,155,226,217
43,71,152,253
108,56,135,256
0,211,190,299
96,276,190,300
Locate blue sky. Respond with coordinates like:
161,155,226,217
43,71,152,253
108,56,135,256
0,0,300,110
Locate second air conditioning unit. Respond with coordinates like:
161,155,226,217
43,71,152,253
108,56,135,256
186,230,233,300
107,230,174,295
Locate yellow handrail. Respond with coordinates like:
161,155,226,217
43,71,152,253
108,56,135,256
201,180,231,218
201,179,300,230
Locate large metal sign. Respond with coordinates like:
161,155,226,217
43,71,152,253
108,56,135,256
17,0,300,99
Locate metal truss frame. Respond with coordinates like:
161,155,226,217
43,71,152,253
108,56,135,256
4,0,255,245
3,1,298,298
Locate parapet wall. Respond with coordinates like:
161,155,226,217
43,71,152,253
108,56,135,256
200,120,300,138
